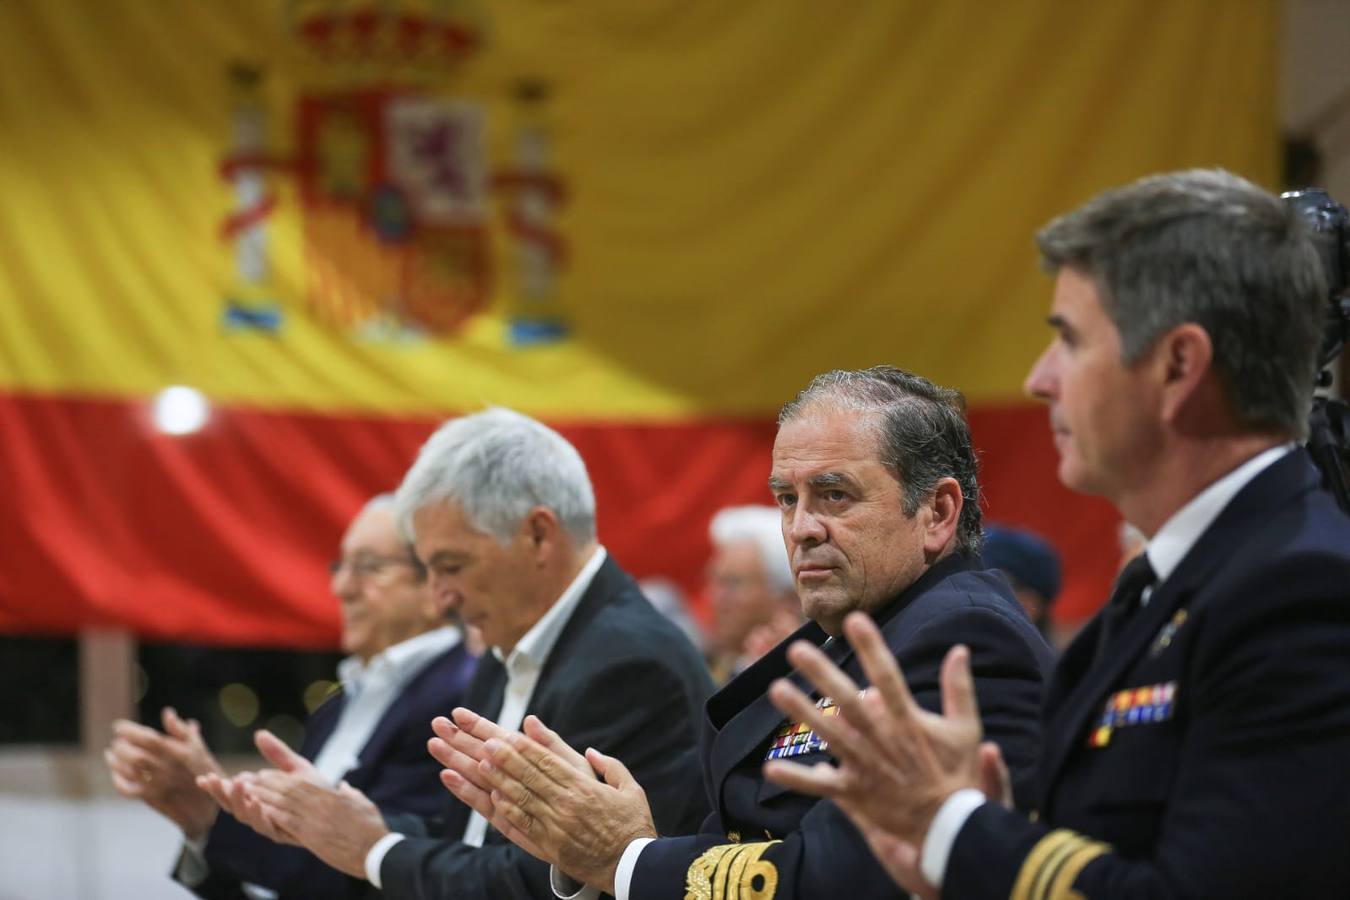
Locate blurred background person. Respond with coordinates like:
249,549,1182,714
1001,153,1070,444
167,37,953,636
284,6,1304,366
104,494,478,899
704,505,803,683
981,523,1062,645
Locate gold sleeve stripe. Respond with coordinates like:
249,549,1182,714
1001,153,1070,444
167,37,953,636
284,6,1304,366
1046,840,1110,900
1010,831,1075,900
1028,834,1083,900
1010,829,1112,900
684,840,782,900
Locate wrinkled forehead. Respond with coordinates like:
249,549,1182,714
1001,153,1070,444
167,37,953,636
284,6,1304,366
770,410,888,486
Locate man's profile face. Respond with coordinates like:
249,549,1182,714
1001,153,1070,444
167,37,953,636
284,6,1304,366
1024,267,1160,501
769,407,928,636
412,499,537,652
331,506,433,662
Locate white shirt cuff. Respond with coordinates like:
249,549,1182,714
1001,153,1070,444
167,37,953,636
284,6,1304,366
364,832,405,888
549,865,601,899
175,837,211,887
920,788,986,890
614,837,656,900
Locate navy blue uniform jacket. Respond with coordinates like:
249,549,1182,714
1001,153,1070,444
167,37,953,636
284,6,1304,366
945,450,1350,899
632,553,1055,899
184,638,478,899
375,556,716,899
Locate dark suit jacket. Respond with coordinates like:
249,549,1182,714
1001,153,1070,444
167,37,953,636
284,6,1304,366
632,553,1055,900
183,637,478,900
946,450,1350,899
377,555,716,899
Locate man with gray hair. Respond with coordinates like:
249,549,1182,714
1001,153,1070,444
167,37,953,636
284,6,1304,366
705,505,802,683
108,493,478,899
431,368,1054,899
199,408,714,899
763,169,1350,898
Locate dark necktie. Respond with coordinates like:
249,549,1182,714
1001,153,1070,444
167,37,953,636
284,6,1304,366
1093,553,1157,666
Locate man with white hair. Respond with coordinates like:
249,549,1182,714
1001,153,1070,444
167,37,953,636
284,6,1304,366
106,494,478,899
705,505,803,682
199,408,714,900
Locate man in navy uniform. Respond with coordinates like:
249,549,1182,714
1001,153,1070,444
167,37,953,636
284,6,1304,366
106,493,478,899
765,169,1350,899
434,367,1056,899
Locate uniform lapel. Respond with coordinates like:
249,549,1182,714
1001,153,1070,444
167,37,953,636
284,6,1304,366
1042,618,1100,717
705,555,971,803
1037,451,1317,806
1037,574,1196,805
706,620,832,797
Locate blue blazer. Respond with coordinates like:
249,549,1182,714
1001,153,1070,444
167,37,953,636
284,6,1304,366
946,450,1350,898
184,637,478,900
631,552,1055,900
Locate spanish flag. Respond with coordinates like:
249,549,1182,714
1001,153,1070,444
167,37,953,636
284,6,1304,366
0,0,1278,646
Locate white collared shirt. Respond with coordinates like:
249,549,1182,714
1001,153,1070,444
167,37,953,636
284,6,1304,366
177,625,463,896
1140,444,1294,597
364,546,608,888
462,545,608,846
918,444,1296,891
312,625,464,783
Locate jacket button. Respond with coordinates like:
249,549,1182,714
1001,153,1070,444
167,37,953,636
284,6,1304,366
727,830,741,843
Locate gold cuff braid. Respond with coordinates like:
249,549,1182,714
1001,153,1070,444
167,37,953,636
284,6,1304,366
684,840,782,900
1010,829,1111,900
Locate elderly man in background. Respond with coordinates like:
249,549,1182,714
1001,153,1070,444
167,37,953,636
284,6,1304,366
765,169,1350,899
106,493,478,899
435,367,1055,900
704,505,803,683
199,407,714,899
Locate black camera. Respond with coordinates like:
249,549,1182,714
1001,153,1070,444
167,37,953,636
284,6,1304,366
1283,188,1350,511
1283,188,1350,372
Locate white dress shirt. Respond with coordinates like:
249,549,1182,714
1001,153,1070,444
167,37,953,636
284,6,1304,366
313,625,464,783
177,625,464,896
365,546,608,889
918,444,1295,890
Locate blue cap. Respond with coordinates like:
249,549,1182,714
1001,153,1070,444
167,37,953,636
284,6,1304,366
982,525,1061,603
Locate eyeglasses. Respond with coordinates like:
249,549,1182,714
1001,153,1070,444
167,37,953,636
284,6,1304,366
328,555,418,580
